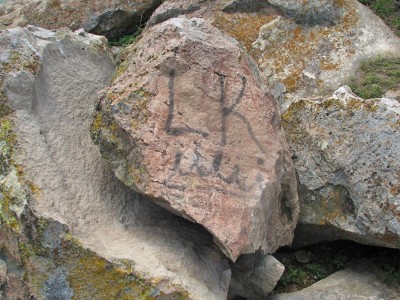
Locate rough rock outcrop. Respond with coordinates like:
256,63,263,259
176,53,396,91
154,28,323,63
230,254,285,300
269,263,400,299
0,0,161,39
0,25,230,299
283,86,400,249
148,0,400,111
92,16,299,261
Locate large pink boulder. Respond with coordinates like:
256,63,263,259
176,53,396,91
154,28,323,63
92,16,299,261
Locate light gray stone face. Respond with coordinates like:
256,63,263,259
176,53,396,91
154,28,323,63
1,25,230,299
283,86,400,249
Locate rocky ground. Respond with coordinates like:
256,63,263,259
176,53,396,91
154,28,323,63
0,0,399,299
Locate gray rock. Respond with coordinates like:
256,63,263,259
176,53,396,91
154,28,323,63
283,86,400,249
294,250,312,264
230,254,285,300
268,0,339,25
1,25,230,299
269,264,400,300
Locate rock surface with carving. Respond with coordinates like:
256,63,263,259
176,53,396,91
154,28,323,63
283,86,400,249
92,16,299,261
0,25,231,299
0,0,160,39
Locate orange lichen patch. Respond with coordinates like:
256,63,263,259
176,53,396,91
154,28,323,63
212,12,277,56
384,203,400,218
321,61,340,71
334,0,347,8
283,73,302,92
390,185,400,195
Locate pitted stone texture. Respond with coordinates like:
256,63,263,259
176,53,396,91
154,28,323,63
283,86,400,249
1,25,230,299
0,0,161,39
93,16,299,261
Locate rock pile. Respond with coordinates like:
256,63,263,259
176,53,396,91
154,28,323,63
0,0,399,299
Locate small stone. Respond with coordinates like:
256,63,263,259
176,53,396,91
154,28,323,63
294,250,312,264
286,283,299,293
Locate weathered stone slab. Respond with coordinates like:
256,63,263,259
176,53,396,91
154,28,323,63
283,86,400,249
92,16,299,261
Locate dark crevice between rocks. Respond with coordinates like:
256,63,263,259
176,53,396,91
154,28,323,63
279,185,294,223
271,240,400,295
88,0,164,40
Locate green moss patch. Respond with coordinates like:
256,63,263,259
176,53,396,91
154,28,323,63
109,26,144,47
348,56,400,99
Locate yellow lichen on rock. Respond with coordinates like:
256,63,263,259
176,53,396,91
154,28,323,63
257,0,358,94
213,12,277,56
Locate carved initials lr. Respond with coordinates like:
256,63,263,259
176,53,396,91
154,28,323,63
165,69,266,193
